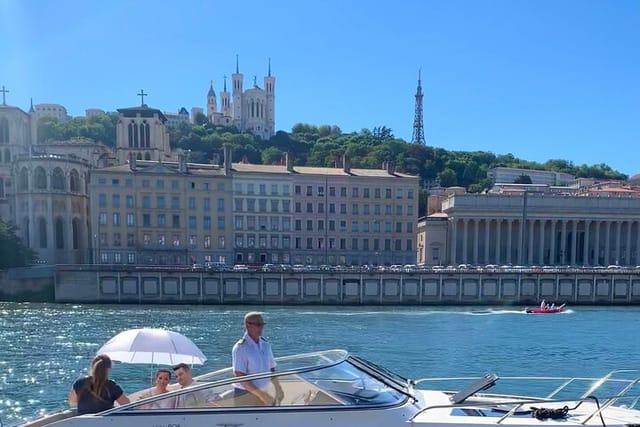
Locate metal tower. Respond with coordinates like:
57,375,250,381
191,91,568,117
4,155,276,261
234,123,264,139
411,69,426,145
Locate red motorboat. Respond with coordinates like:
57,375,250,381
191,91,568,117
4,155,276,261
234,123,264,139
525,304,566,314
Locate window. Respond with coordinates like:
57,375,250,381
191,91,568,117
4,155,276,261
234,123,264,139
271,236,279,248
127,233,135,247
306,238,313,249
126,213,135,226
70,170,81,192
395,239,402,250
203,216,211,229
143,234,150,245
406,239,413,251
217,182,225,191
396,188,403,199
34,167,47,189
142,179,150,188
385,221,392,232
374,188,381,198
306,185,313,196
143,214,151,227
340,204,346,214
306,203,313,213
98,194,107,208
374,238,380,251
156,179,164,189
204,198,211,211
142,196,150,209
157,196,165,209
113,233,121,247
340,187,347,197
259,236,267,248
363,188,370,198
385,239,391,250
318,186,324,196
396,222,402,233
235,234,243,247
158,214,166,227
126,195,134,208
374,221,380,232
258,216,267,230
339,220,346,232
234,198,243,211
407,205,414,216
318,220,324,231
363,239,369,250
385,188,392,199
340,238,346,250
329,203,335,214
329,220,335,231
271,184,278,195
127,253,135,263
189,235,196,247
234,183,242,194
352,188,359,198
99,212,107,225
172,235,180,247
396,205,403,215
363,221,370,232
282,217,290,231
259,184,266,195
306,220,313,231
271,217,279,231
295,238,301,249
295,220,301,231
234,216,244,230
218,198,224,211
283,184,290,195
294,185,301,195
171,196,180,209
283,236,290,249
270,199,279,212
318,203,324,213
218,236,225,249
52,168,65,191
246,199,255,212
352,238,358,250
172,180,179,190
408,190,414,199
363,204,370,215
351,221,358,232
247,183,254,194
217,216,225,230
295,202,301,213
172,215,180,228
352,204,358,215
204,236,211,249
259,199,267,212
158,234,166,246
282,200,290,212
407,222,413,233
247,216,255,230
374,204,381,215
385,205,392,215
329,187,335,196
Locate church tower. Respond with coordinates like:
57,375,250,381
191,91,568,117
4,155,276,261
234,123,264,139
264,58,276,137
220,76,231,117
231,55,244,129
207,81,217,121
115,90,171,164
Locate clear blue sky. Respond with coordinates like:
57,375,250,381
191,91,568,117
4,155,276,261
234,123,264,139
2,0,638,175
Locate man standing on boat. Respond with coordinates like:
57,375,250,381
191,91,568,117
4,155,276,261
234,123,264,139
232,311,284,406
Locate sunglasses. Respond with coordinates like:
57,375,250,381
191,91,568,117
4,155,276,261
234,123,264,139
247,321,266,326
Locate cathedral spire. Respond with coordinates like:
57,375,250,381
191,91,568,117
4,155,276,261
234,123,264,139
208,80,215,97
29,97,35,113
235,54,239,73
411,68,426,145
223,75,227,92
268,57,271,77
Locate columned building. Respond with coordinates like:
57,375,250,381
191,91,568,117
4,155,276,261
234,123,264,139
418,193,640,267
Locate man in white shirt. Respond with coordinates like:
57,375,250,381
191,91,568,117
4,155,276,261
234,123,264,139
173,363,219,408
231,312,284,406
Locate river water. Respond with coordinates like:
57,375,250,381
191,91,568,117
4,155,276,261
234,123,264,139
1,303,639,424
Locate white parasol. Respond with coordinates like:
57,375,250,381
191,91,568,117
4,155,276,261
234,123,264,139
96,328,207,365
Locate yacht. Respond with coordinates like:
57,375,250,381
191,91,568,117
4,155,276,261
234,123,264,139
19,349,640,427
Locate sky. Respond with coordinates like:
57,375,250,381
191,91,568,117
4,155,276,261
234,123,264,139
1,0,639,175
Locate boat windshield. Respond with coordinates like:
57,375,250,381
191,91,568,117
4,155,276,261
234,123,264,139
120,350,407,411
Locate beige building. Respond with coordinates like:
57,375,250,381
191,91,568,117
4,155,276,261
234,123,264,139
488,166,574,186
289,160,419,266
89,155,233,265
231,160,293,265
115,105,172,164
417,192,640,267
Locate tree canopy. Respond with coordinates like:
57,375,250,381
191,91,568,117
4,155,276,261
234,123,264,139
0,221,36,269
38,116,628,192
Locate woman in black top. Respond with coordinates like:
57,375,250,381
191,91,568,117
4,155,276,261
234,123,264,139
68,354,130,414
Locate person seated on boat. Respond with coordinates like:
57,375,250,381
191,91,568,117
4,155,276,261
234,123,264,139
550,303,556,310
172,363,220,408
540,299,546,309
137,369,175,409
231,311,284,407
68,354,130,414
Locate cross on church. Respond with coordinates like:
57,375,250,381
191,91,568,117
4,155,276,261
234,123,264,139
0,85,8,105
137,89,148,106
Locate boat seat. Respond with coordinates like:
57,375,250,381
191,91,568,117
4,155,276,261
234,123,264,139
450,374,499,404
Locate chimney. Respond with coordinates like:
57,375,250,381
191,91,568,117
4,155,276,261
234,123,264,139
343,153,351,174
386,161,395,175
223,143,232,176
129,152,137,171
178,152,188,173
285,152,294,172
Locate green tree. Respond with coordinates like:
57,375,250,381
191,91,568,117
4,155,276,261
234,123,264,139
0,221,36,269
438,168,457,187
261,147,284,165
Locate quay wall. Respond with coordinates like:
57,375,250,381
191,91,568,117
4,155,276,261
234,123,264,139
54,268,640,305
0,266,55,302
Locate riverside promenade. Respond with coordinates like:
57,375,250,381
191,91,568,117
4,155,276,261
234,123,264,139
48,265,640,305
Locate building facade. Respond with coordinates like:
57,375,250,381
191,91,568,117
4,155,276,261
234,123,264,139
417,192,640,267
488,167,575,186
88,155,234,266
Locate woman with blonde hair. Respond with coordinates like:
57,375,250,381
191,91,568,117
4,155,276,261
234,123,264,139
68,354,130,414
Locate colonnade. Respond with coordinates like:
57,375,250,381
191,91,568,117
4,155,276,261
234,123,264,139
449,218,640,267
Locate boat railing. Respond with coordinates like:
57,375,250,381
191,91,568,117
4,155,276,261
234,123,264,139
408,393,640,424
